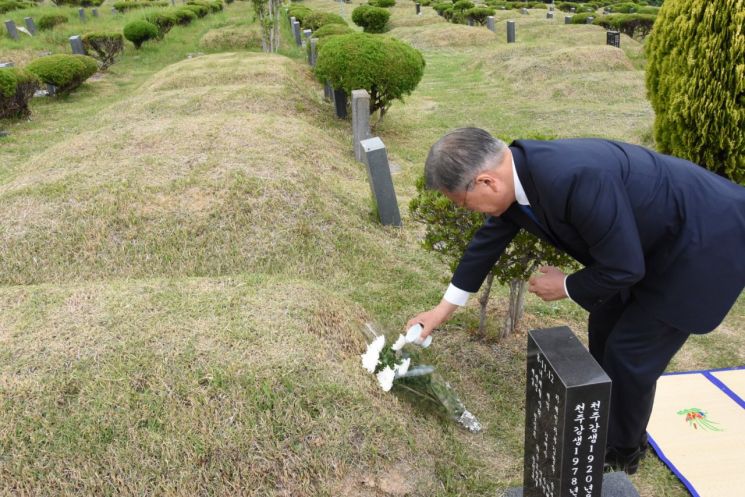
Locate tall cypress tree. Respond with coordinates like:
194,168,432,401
645,0,744,183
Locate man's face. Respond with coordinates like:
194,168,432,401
443,168,515,217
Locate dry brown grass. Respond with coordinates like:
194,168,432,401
390,23,499,48
199,26,263,51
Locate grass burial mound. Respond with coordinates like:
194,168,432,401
0,50,523,496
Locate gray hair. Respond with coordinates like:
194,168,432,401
424,127,507,192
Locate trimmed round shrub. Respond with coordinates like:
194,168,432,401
184,3,209,17
570,12,595,24
187,0,221,13
609,2,640,13
313,23,355,39
0,67,40,118
38,14,68,31
26,54,98,95
51,0,104,6
144,11,179,38
314,33,425,117
173,7,198,24
646,0,744,183
351,5,390,33
432,2,450,15
0,0,33,15
593,13,656,38
123,20,159,49
303,11,347,31
81,32,124,69
287,5,312,25
466,6,495,25
453,0,474,11
368,0,395,7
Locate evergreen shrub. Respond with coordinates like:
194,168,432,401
144,11,179,38
314,33,425,116
38,14,68,30
351,5,390,33
312,23,354,38
123,20,159,48
593,13,655,38
81,32,124,69
419,0,431,5
432,2,450,15
184,3,209,16
646,0,744,183
113,1,168,12
0,67,40,118
51,0,104,6
287,5,312,24
26,54,98,95
303,12,346,31
368,0,395,7
609,2,639,13
466,6,495,24
452,0,473,11
173,7,198,24
0,0,32,14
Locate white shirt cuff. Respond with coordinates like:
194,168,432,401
443,283,471,306
563,275,574,303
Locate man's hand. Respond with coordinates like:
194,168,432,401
528,266,568,301
406,299,459,341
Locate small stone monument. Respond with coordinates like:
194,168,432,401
333,88,347,119
92,8,98,17
0,61,14,68
78,8,86,21
586,16,594,24
570,6,576,13
487,16,495,32
507,20,516,43
565,15,572,24
359,137,402,227
4,20,18,41
467,17,474,27
309,38,318,67
415,2,420,15
292,20,302,47
24,17,36,36
111,7,118,14
520,7,528,15
324,82,333,101
606,30,621,48
303,28,311,47
69,35,85,55
547,12,553,20
504,327,640,497
352,89,371,162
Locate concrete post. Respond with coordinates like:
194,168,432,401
69,35,85,55
352,89,371,162
360,137,402,227
309,38,318,67
4,20,18,41
78,8,86,21
24,17,36,36
507,20,516,43
292,21,302,46
486,16,495,32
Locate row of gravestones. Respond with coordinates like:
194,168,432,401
287,13,402,228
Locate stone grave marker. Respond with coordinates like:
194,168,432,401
92,8,98,17
4,20,18,41
606,31,620,48
172,0,176,5
565,15,572,24
359,137,402,227
547,12,553,20
487,15,495,32
333,88,347,119
504,327,640,497
24,17,36,36
292,20,302,46
69,35,85,55
520,7,528,15
586,16,594,24
467,17,474,27
0,61,14,67
507,20,516,43
415,2,420,15
309,38,318,67
570,6,576,13
78,8,86,21
324,82,333,101
111,7,118,14
303,28,311,47
352,89,371,163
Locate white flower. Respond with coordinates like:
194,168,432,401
361,336,385,373
377,366,396,392
391,334,406,351
395,357,410,377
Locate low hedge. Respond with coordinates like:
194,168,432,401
81,32,124,69
26,54,98,95
0,67,40,118
0,0,33,14
38,14,69,30
452,0,474,11
112,1,169,12
303,11,347,31
351,5,390,33
52,0,104,6
123,20,159,48
593,13,656,39
183,3,209,17
187,0,222,13
608,2,640,13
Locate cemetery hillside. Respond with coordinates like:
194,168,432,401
1,1,743,496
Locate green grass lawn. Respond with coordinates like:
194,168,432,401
1,2,742,496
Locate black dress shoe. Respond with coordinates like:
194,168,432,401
604,445,646,475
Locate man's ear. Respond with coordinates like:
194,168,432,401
475,171,501,192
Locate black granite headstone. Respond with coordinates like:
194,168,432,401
507,20,516,43
522,327,612,497
333,88,347,119
415,2,420,15
606,31,620,48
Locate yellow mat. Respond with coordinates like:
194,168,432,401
647,367,745,497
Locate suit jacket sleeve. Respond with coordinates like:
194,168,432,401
564,169,646,311
451,215,520,293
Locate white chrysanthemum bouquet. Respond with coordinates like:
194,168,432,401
360,323,482,433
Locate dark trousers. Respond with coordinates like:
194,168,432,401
588,293,690,449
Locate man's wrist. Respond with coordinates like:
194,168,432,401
443,283,470,306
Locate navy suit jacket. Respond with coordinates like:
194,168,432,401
451,139,745,334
